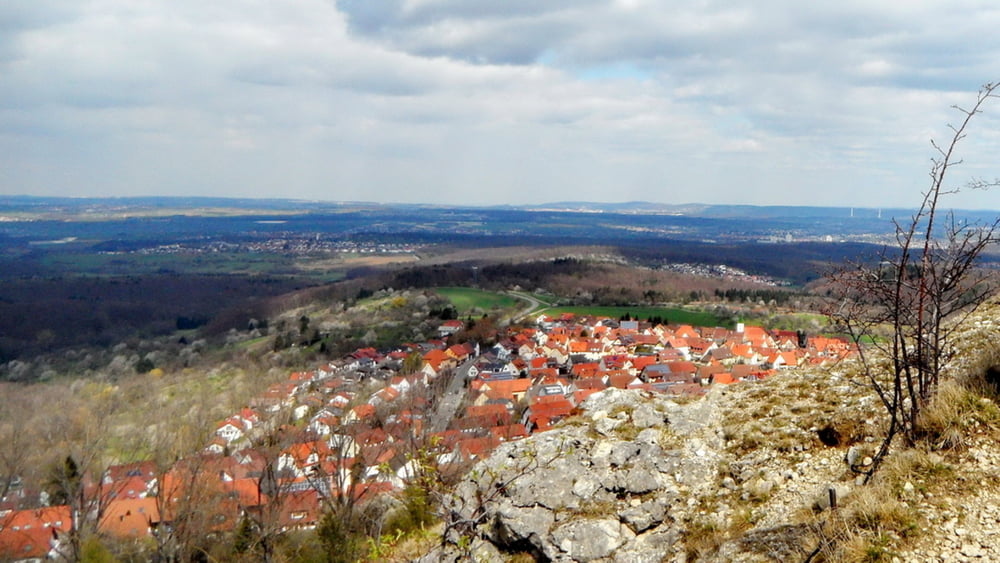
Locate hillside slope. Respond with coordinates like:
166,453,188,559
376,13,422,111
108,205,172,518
422,303,1000,562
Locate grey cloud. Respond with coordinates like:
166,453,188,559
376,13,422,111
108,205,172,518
0,2,81,34
337,0,597,32
337,0,599,64
4,0,1000,209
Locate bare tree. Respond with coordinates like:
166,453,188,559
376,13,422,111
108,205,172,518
0,387,33,507
36,387,124,562
828,81,1000,479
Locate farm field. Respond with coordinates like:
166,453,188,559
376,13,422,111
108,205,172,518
540,305,728,328
434,287,520,313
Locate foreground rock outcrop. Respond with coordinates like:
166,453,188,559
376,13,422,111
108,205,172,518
423,368,881,562
446,389,714,562
419,303,1000,562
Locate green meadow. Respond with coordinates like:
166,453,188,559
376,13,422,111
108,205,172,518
434,287,520,313
539,306,728,328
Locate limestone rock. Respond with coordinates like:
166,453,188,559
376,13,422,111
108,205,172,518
620,498,668,533
551,518,632,561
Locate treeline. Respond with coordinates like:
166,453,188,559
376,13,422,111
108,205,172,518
340,258,804,311
382,258,594,292
357,241,882,299
618,240,888,285
714,288,796,305
0,274,307,368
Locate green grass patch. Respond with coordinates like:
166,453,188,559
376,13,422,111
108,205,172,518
822,332,878,345
543,306,728,327
235,335,271,350
434,287,519,313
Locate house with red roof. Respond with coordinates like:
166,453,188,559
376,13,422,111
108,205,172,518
524,399,575,433
276,489,323,531
0,527,62,561
328,392,354,409
278,441,333,479
308,415,340,437
631,355,658,373
0,506,71,559
709,372,735,385
451,436,503,464
422,349,456,374
0,505,72,561
605,372,643,390
99,497,160,538
446,344,471,362
697,363,728,385
528,367,559,382
663,383,707,398
766,350,802,369
571,362,601,378
369,386,400,407
674,325,699,339
250,382,299,412
344,404,376,423
289,371,315,384
686,337,716,357
731,364,767,382
216,416,251,444
475,378,532,405
490,424,529,442
665,337,691,359
438,319,464,337
528,357,549,370
452,404,512,432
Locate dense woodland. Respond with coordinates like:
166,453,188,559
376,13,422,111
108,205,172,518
0,275,308,366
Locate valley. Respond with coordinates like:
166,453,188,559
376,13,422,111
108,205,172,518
2,197,1000,562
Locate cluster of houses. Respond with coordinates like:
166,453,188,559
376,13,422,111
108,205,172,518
0,312,855,561
455,316,854,435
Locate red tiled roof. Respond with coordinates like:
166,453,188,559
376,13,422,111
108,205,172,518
0,527,56,561
710,372,735,385
490,424,528,441
99,498,160,538
0,506,71,534
667,361,697,374
278,490,322,529
465,404,510,419
631,356,657,371
606,373,638,389
573,389,601,405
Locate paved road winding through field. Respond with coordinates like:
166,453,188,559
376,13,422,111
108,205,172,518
507,291,547,323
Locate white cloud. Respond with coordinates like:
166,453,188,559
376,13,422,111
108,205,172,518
2,1,1000,208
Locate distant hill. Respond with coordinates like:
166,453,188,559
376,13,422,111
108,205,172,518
6,195,1000,224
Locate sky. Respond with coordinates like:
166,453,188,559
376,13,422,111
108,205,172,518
3,1,1000,209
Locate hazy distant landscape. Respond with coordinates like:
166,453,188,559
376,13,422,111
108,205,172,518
0,196,925,369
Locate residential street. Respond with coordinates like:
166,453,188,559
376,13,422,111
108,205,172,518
429,356,477,433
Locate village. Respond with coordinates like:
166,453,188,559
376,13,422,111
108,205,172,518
0,313,856,560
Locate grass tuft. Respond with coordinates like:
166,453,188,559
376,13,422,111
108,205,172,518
916,379,1000,450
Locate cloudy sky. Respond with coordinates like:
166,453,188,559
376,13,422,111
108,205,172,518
3,1,1000,209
